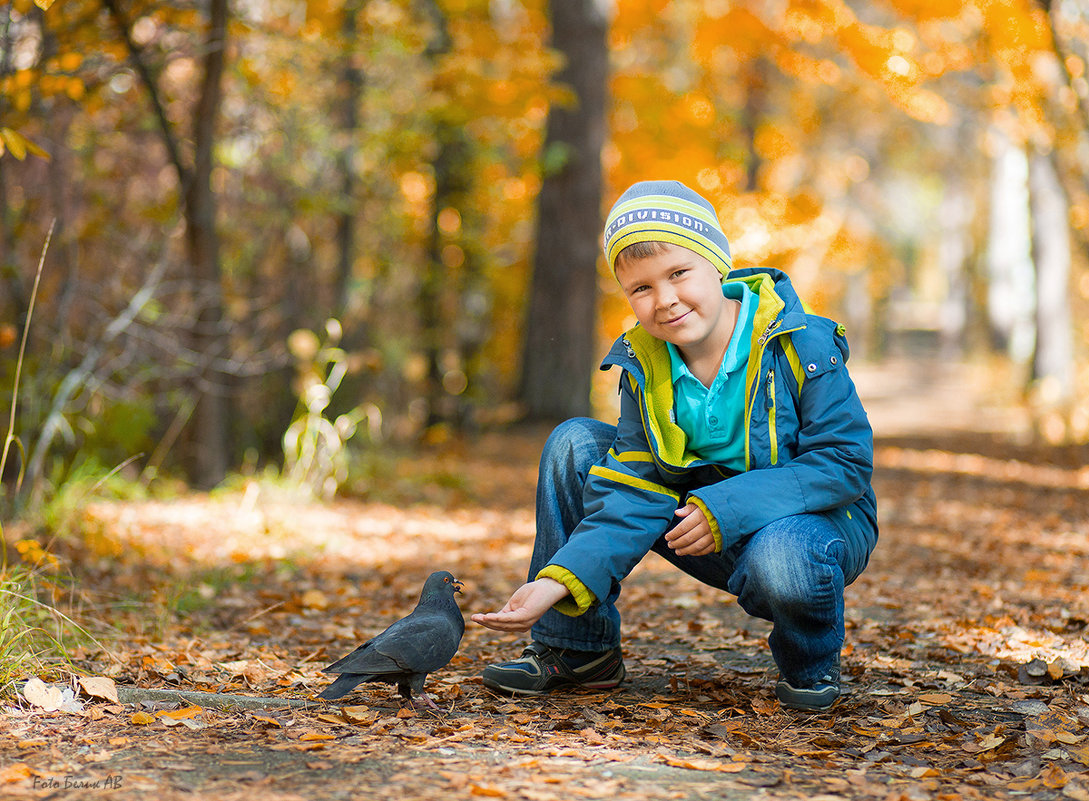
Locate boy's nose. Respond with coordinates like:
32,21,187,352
655,290,678,310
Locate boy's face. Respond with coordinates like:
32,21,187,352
614,243,732,360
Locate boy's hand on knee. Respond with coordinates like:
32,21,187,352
666,504,717,556
471,578,570,632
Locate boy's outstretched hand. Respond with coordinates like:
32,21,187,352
471,578,570,632
665,503,717,556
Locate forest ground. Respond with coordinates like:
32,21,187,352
2,358,1089,800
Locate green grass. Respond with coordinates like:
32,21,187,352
0,562,83,698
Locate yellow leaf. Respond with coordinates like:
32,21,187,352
130,711,156,725
1,128,28,160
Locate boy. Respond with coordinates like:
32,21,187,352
472,180,878,712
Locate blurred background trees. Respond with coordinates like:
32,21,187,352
2,0,1088,506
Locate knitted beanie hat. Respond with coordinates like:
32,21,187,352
603,180,732,279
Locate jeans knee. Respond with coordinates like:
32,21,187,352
540,418,612,479
732,521,844,615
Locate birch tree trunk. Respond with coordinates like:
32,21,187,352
1028,148,1074,402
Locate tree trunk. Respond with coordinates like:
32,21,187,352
518,0,608,421
103,0,231,487
1028,148,1074,398
985,126,1035,361
333,0,365,319
183,0,230,487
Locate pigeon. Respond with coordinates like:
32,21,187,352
317,570,464,710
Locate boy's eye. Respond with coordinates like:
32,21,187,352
671,268,688,279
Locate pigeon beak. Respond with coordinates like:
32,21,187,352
453,580,464,594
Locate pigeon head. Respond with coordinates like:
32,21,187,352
420,570,463,602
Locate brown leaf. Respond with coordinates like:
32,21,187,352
78,676,119,704
917,692,952,705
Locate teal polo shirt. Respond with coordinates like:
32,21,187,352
666,281,758,471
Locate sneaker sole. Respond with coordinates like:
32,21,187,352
482,666,626,696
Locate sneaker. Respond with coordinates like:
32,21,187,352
775,665,841,712
482,642,626,696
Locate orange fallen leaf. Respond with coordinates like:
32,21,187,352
299,731,336,741
0,764,31,784
1067,744,1089,767
157,705,203,720
470,785,506,797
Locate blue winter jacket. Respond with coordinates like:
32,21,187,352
539,267,879,616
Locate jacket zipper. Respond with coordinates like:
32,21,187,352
744,319,804,469
765,369,778,465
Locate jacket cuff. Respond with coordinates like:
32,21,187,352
688,495,723,553
536,565,597,616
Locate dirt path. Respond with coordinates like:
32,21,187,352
3,360,1088,800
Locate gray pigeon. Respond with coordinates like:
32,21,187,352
317,571,464,709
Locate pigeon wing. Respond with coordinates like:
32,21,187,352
371,610,463,675
323,612,454,677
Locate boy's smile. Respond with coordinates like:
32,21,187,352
615,243,737,382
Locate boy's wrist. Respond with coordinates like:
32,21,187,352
536,565,597,616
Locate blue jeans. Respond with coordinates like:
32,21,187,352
529,418,868,687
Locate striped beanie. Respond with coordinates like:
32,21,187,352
603,180,732,279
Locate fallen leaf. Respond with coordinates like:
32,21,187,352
1042,764,1070,789
1067,744,1089,767
78,676,119,704
470,785,506,797
918,692,952,705
301,589,329,610
341,706,375,725
0,764,31,784
22,678,63,712
299,731,336,741
658,755,747,772
157,705,203,720
130,711,156,725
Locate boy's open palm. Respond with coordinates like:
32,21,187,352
471,578,570,632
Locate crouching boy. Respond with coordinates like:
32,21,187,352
472,180,878,712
